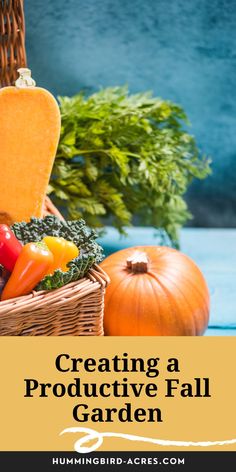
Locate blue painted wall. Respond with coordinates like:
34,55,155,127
24,0,236,227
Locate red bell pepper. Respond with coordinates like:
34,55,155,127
0,224,22,272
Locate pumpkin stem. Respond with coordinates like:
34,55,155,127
15,68,36,88
126,251,149,273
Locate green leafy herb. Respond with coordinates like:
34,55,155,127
11,216,103,291
49,87,211,247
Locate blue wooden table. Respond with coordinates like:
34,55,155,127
98,228,236,336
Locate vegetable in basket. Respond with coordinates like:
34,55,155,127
0,216,103,301
1,242,53,301
0,224,22,272
43,236,79,274
11,216,103,291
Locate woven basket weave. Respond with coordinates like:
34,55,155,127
0,263,108,336
0,1,109,335
0,0,27,87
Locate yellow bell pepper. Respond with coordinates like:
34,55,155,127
43,236,79,275
60,240,79,272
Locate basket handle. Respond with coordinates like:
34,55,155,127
88,265,110,288
42,196,65,220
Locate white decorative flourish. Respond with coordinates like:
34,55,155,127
60,427,236,454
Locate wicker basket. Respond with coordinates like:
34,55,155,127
0,2,110,335
0,264,108,336
0,197,109,336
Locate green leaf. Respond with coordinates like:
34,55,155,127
62,130,76,146
49,87,211,246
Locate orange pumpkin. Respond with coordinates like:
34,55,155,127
100,246,210,336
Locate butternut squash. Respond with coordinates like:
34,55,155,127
0,68,61,224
